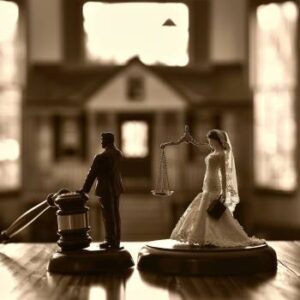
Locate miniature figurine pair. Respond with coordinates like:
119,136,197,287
81,128,263,251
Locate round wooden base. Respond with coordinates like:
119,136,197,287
48,244,134,274
138,239,277,276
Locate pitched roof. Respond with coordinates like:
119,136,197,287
26,58,251,109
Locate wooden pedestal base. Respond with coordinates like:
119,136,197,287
48,244,134,274
138,239,277,276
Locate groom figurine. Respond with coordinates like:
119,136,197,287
80,132,124,249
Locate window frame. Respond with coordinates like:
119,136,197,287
0,0,26,195
249,0,299,194
63,0,210,67
53,113,87,162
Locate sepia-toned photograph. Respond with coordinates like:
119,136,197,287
0,0,299,299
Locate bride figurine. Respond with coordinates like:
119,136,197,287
161,128,264,248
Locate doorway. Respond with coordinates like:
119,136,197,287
118,114,153,191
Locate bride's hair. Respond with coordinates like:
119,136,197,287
207,129,230,150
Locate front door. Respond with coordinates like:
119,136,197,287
118,114,153,191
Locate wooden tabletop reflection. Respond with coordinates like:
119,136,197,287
0,241,300,300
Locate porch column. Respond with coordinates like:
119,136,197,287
87,112,98,160
153,112,164,188
107,113,118,143
23,112,40,193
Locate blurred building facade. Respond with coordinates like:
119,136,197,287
0,0,299,242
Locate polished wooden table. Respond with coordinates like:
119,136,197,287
0,241,299,300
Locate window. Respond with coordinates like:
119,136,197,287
0,1,19,84
54,115,86,160
121,121,148,157
126,76,145,101
83,2,189,66
252,2,298,191
38,119,53,168
0,1,20,191
61,118,80,156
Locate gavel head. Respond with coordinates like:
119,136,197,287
54,191,92,251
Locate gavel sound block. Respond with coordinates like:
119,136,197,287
47,192,134,274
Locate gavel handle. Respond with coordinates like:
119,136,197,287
0,188,70,242
0,200,51,242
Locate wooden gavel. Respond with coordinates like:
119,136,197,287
0,189,92,251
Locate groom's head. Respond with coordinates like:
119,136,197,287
101,132,114,149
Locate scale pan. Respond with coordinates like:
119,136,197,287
151,190,174,197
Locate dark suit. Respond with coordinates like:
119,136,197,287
82,145,124,247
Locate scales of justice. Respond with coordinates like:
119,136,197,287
151,125,196,197
151,146,174,197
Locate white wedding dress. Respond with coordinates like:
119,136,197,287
170,152,264,247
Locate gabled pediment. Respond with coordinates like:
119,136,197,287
86,59,187,112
